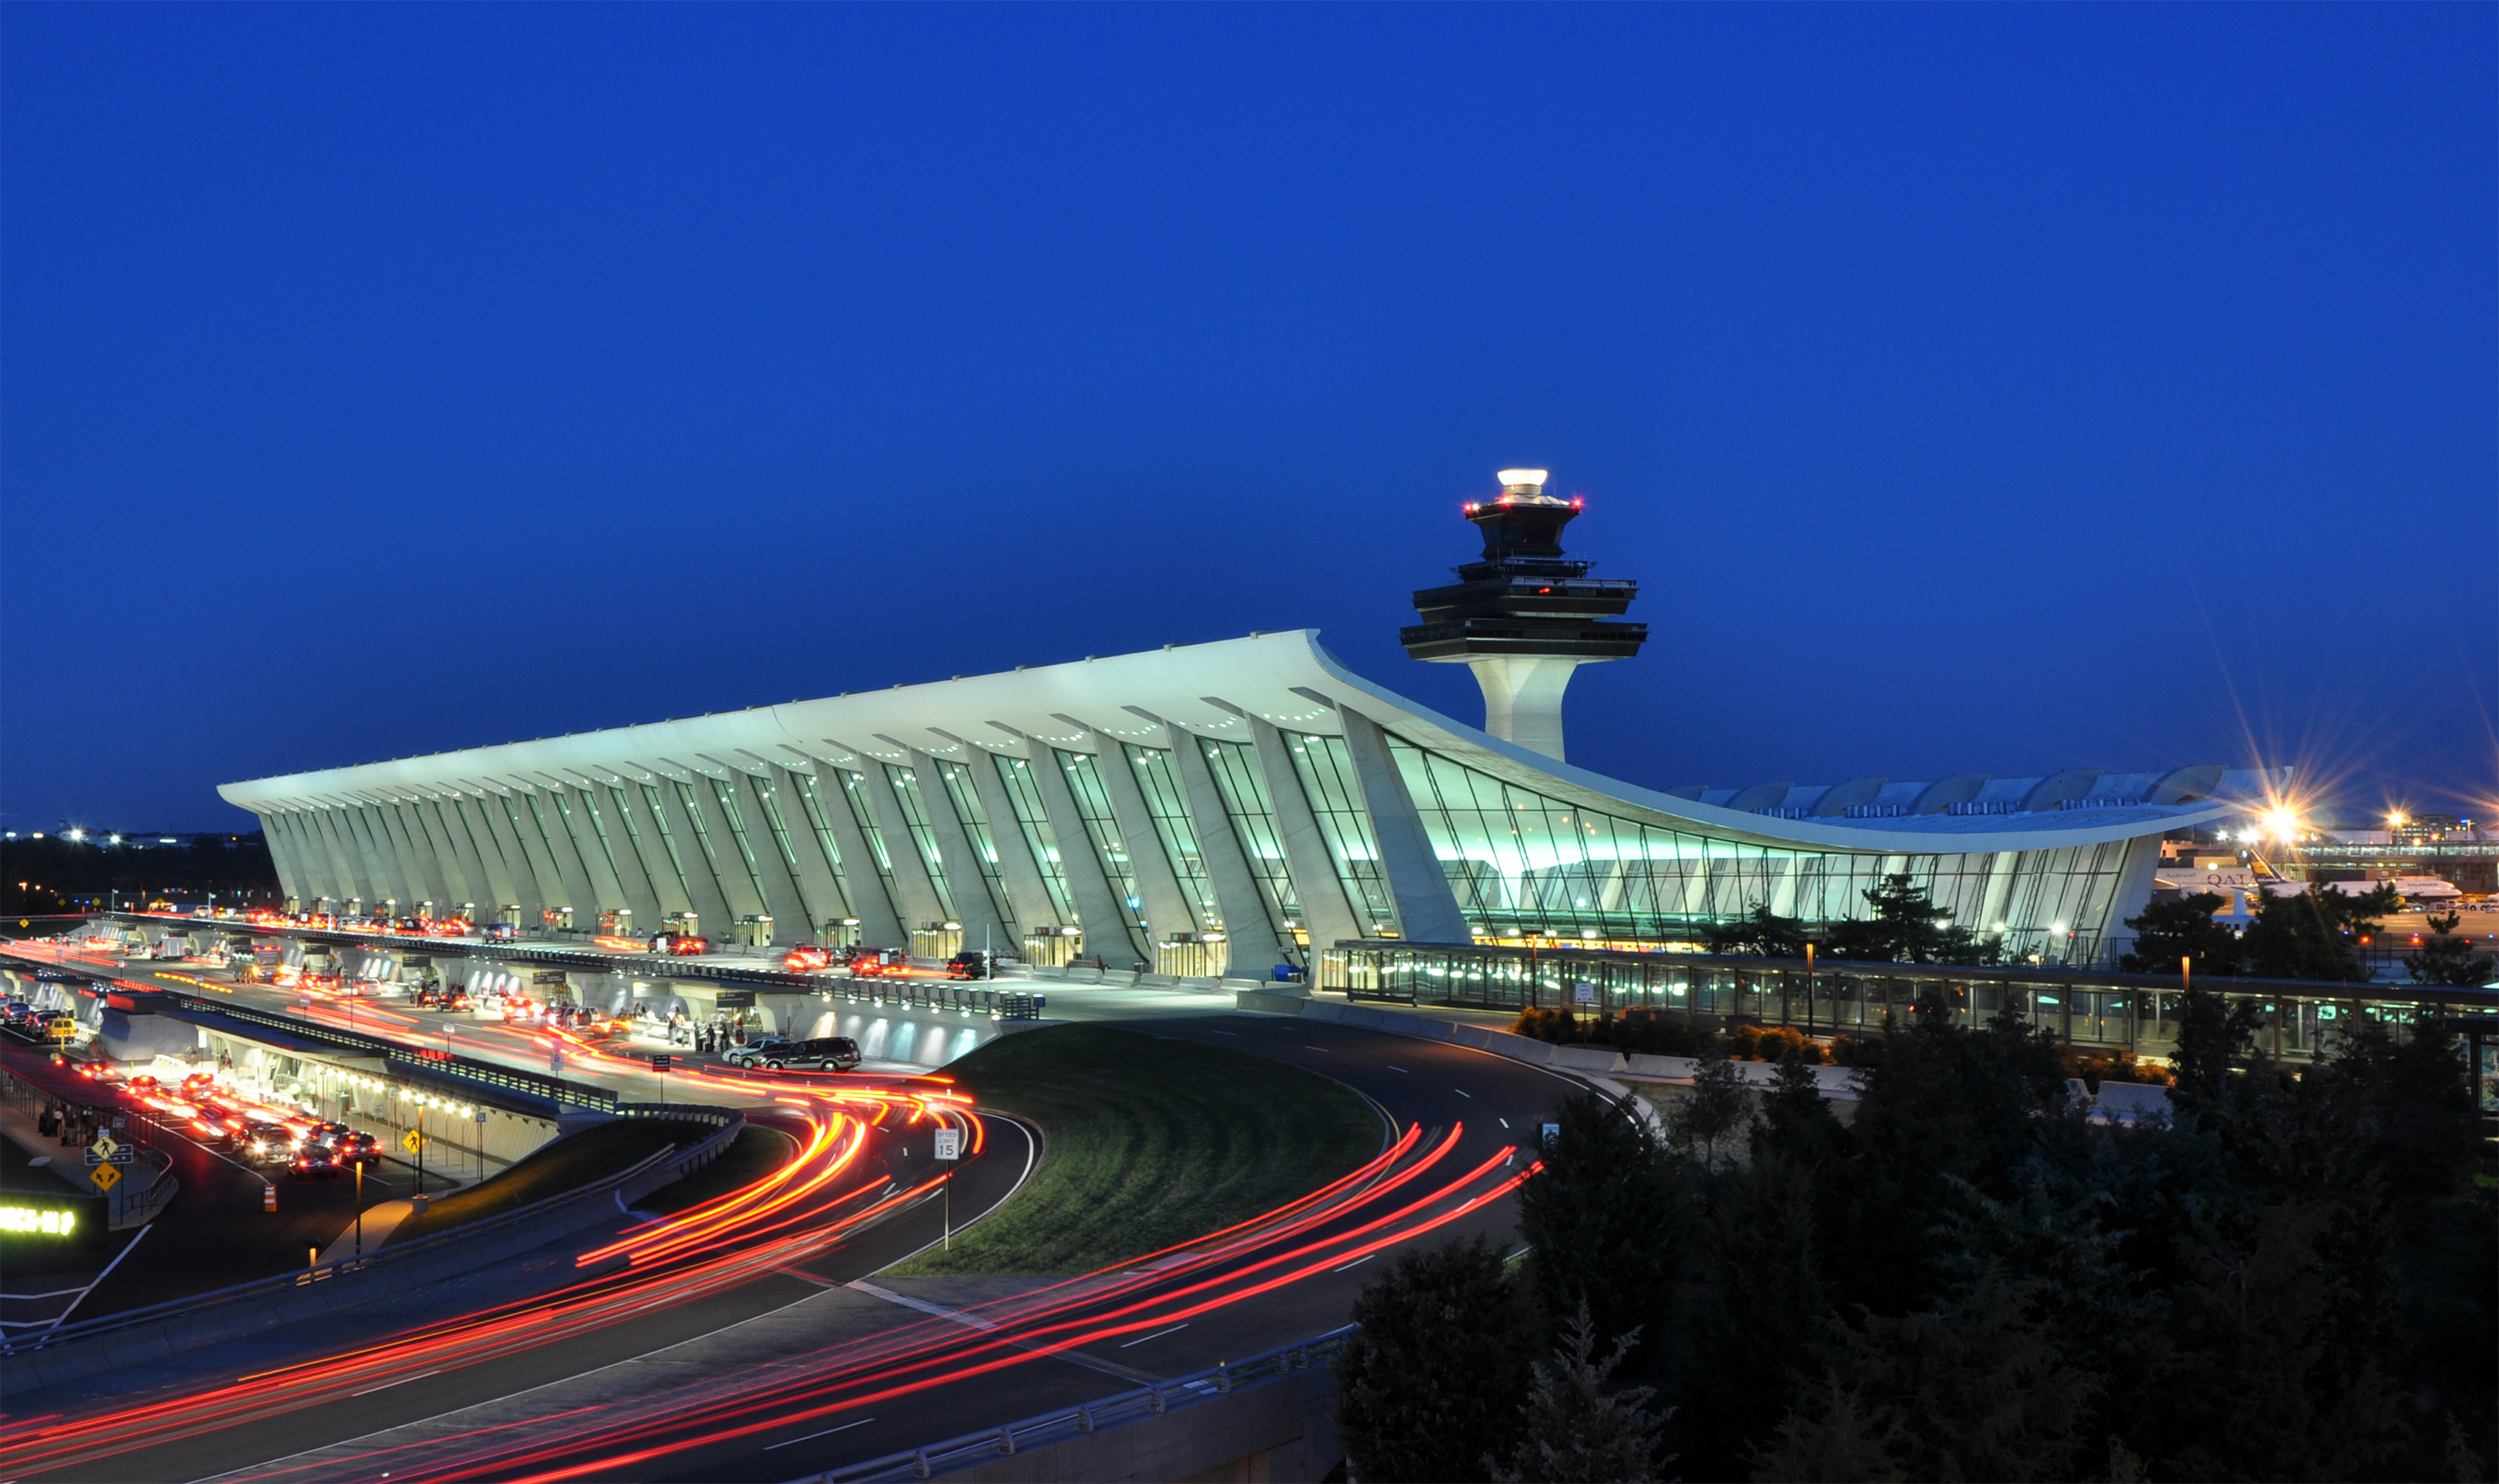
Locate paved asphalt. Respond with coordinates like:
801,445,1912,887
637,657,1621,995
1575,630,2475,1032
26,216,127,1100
2,953,1599,1482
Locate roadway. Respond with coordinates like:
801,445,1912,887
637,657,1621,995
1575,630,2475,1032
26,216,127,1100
0,941,1594,1482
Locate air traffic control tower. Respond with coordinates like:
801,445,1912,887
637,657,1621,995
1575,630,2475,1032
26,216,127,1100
1399,468,1647,762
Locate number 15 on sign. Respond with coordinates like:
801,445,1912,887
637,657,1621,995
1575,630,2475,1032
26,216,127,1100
933,1126,961,1251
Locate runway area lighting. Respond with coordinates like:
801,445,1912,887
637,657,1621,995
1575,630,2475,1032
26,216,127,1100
2265,808,2300,842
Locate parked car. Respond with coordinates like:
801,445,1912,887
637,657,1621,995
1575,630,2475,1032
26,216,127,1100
726,1036,861,1072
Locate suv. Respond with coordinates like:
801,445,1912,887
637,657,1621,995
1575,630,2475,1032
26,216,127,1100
728,1036,861,1072
943,951,994,981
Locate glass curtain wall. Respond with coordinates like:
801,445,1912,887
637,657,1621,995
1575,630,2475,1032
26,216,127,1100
1281,732,1400,935
992,756,1077,924
754,773,850,922
1121,744,1220,931
783,773,861,921
837,770,906,922
1052,749,1150,937
1386,735,2135,959
1198,738,1303,944
668,781,742,911
936,761,1016,931
881,764,959,921
617,785,691,910
703,777,773,911
570,789,626,899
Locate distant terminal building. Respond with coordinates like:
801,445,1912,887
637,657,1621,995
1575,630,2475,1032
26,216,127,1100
221,471,2276,974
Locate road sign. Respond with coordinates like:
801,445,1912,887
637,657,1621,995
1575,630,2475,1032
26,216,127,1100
110,1114,126,1130
400,1130,426,1154
90,1163,122,1192
1573,981,1598,1005
84,1145,134,1166
649,1054,673,1073
933,1129,961,1162
88,1132,119,1162
1540,1122,1561,1149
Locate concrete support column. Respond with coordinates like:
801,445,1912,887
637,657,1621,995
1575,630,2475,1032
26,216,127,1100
642,772,740,937
262,812,308,903
811,764,907,948
966,751,1063,935
407,800,473,906
577,782,665,933
861,763,947,932
518,787,602,927
376,802,446,908
908,750,1011,948
1459,654,1589,762
764,764,855,941
1087,739,1198,951
1024,743,1150,963
469,792,547,924
450,796,523,915
313,807,377,906
548,788,631,923
1339,708,1472,945
720,769,813,945
338,805,399,906
1169,730,1287,979
1246,719,1362,951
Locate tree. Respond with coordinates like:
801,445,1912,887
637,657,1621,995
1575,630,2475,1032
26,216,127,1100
2166,983,2266,1105
1680,1153,1829,1480
1334,1235,1538,1482
1490,1303,1672,1484
1670,1043,1750,1174
2405,911,2495,988
1519,1088,1686,1370
2241,882,2400,982
1751,1266,2099,1483
1822,874,1998,965
1702,903,1810,958
2116,891,2245,976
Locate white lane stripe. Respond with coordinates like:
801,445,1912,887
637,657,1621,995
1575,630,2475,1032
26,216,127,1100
766,1416,875,1449
1331,1253,1375,1273
1119,1322,1190,1349
1453,1089,1470,1098
351,1369,443,1397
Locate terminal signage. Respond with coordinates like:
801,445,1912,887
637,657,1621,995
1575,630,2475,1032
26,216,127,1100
712,991,756,1009
0,1203,80,1237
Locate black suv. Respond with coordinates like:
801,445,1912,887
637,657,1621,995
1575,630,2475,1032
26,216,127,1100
728,1036,862,1072
943,951,994,981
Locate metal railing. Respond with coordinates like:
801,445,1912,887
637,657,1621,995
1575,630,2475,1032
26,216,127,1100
3,1103,742,1356
796,1327,1354,1484
156,989,621,1111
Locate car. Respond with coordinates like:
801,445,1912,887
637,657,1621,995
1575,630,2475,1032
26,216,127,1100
782,943,834,971
649,932,710,957
331,1130,382,1164
289,1148,343,1180
726,1035,862,1072
847,947,907,978
481,921,520,941
943,951,995,981
243,1121,301,1162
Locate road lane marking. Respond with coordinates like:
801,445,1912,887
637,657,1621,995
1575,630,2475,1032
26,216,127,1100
1384,1065,1408,1073
1453,1089,1471,1098
1498,1117,1509,1128
351,1369,443,1397
1331,1253,1375,1273
766,1417,874,1450
1120,1323,1190,1349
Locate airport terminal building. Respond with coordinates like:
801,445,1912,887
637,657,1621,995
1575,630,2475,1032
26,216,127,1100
220,473,2271,977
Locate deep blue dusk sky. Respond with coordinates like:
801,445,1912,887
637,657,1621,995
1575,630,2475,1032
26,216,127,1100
4,5,2492,832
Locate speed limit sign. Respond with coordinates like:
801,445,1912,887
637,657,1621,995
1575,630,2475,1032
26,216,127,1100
933,1128,961,1162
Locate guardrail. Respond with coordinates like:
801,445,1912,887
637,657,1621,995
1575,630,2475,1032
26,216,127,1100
796,1327,1355,1484
154,989,621,1111
2,1102,742,1360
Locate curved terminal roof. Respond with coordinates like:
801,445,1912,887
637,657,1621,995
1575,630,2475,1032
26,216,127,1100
221,631,2274,856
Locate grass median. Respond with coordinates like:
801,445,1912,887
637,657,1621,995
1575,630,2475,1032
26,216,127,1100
887,1023,1379,1277
386,1115,717,1246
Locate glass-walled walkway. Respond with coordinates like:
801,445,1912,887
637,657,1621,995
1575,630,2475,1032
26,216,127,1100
1320,939,2499,1069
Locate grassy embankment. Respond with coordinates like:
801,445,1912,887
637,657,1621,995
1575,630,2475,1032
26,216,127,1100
887,1023,1379,1277
385,1115,718,1245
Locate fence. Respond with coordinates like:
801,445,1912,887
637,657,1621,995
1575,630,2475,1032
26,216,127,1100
800,1327,1354,1484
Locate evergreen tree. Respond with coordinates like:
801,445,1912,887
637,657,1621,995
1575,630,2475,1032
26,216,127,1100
1670,1043,1751,1174
2241,881,2400,982
2166,982,2265,1105
2116,891,2245,976
1680,1153,1829,1480
1822,873,1998,964
1490,1303,1672,1484
1754,1053,1848,1170
1700,902,1810,958
2404,911,2496,988
1518,1088,1686,1371
1334,1235,1538,1483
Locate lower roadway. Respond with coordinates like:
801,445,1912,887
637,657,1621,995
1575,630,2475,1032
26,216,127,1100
1,952,1594,1483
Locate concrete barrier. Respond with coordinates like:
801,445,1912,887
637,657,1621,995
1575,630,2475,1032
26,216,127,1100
1,1106,743,1394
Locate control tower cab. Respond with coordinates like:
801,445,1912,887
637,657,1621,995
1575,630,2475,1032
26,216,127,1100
1399,469,1646,762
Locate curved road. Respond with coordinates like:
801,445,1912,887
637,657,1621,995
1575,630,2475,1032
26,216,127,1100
2,964,1591,1483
